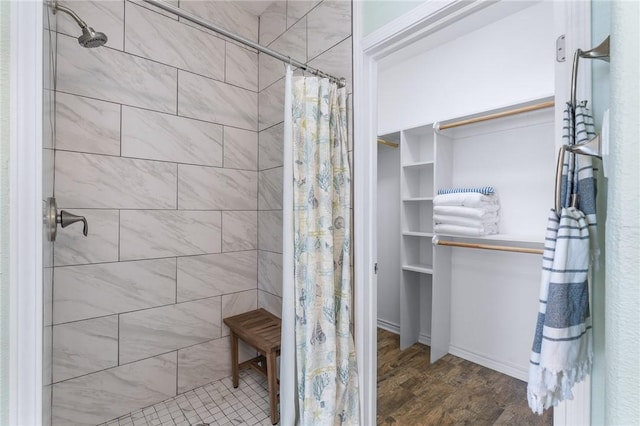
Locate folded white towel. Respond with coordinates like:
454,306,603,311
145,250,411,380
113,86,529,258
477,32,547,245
435,223,499,236
433,192,499,207
433,205,499,219
433,214,498,228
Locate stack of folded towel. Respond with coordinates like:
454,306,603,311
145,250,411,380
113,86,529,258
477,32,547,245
433,187,500,236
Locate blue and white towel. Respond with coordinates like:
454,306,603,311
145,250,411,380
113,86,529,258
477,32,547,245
527,101,597,414
560,101,599,259
437,186,495,195
527,208,592,414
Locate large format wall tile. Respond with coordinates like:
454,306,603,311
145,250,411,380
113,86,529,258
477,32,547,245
128,0,179,19
221,211,257,251
52,353,176,426
178,165,257,210
259,18,306,91
56,0,124,51
177,338,230,393
225,43,258,92
121,106,223,167
308,36,353,93
258,290,282,319
258,250,283,298
177,251,257,302
55,92,121,156
221,289,257,336
57,34,177,113
258,167,283,210
53,259,176,324
287,0,322,28
179,0,259,43
52,316,118,383
119,297,221,364
125,2,225,81
120,210,222,260
259,1,286,46
258,211,283,253
55,151,177,209
258,78,285,131
307,0,352,60
54,210,119,266
259,123,284,170
223,127,258,170
178,70,257,131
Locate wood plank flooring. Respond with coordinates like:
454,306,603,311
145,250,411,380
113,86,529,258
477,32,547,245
377,328,553,425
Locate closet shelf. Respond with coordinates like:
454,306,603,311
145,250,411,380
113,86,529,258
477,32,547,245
403,160,434,169
403,231,434,237
402,263,434,274
402,197,434,202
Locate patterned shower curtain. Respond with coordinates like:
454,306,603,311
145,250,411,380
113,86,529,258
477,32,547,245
289,75,360,425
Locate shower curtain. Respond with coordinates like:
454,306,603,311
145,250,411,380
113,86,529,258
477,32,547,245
281,66,360,425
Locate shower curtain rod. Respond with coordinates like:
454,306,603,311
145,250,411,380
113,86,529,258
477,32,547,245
142,0,346,88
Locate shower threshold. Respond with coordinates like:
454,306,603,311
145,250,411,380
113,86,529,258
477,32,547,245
98,369,274,426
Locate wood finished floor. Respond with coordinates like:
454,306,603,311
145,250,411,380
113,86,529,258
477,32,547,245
377,328,553,425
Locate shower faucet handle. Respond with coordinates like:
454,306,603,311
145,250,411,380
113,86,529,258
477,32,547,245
58,210,88,237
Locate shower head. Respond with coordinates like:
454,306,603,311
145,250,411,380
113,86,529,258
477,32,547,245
78,27,108,48
50,1,108,48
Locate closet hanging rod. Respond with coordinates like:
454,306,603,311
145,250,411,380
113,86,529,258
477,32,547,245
435,239,543,255
378,138,399,148
438,100,555,131
142,0,346,88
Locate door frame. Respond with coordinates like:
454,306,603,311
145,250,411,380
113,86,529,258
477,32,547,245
8,0,44,425
352,1,592,424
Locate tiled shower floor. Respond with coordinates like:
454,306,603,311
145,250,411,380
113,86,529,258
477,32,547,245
98,370,274,426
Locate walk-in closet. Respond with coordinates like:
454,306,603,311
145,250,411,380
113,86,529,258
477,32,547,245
376,1,562,423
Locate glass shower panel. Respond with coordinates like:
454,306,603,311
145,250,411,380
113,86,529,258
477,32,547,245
43,1,56,424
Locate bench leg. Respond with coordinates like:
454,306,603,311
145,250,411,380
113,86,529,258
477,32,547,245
266,351,279,425
231,333,239,388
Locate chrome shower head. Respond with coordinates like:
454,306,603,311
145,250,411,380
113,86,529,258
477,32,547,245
78,26,108,48
50,1,108,48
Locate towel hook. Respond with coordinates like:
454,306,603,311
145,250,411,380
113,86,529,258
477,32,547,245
570,36,610,109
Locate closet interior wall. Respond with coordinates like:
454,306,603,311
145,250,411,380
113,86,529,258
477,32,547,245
256,0,354,318
375,1,556,380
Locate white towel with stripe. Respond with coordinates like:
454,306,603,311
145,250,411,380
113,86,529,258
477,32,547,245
433,214,497,228
527,208,592,414
433,192,499,208
433,205,500,218
434,223,498,236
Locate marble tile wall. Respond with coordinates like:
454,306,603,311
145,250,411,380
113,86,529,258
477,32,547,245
257,0,353,317
51,2,262,424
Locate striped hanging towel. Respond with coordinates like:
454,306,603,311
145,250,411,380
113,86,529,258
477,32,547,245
527,101,597,414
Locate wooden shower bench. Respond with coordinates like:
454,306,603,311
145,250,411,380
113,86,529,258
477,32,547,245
223,308,281,425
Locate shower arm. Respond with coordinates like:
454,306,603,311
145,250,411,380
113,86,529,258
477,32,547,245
50,1,89,29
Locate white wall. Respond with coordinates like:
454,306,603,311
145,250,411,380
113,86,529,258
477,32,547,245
377,2,555,134
376,144,401,330
606,1,640,423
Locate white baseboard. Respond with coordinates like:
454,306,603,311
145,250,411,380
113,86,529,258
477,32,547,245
377,319,431,346
448,345,528,382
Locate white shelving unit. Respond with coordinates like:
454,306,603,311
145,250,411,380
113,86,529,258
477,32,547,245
399,126,435,350
393,97,556,371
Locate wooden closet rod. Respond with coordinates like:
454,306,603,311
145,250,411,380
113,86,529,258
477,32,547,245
378,138,399,148
439,100,555,130
436,239,543,255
